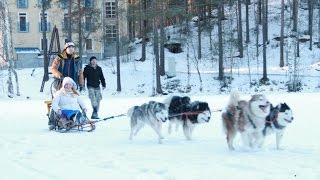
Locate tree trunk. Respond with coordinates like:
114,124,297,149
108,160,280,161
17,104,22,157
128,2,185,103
153,17,162,94
237,0,243,57
141,0,147,62
293,0,299,57
2,0,20,97
68,0,72,40
308,0,314,50
266,0,268,41
280,0,285,67
197,6,202,60
42,1,48,83
218,2,224,80
261,0,268,82
318,0,320,48
77,0,82,68
116,0,121,91
245,0,250,43
159,3,165,76
257,0,262,24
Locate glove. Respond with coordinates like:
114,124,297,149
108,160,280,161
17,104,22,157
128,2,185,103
102,86,106,90
59,75,64,80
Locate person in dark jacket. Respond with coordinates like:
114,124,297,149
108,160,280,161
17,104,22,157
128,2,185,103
83,56,106,119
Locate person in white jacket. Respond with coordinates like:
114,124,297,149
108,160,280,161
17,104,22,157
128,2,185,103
50,77,88,129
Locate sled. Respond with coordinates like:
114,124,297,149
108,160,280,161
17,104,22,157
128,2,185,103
45,100,96,133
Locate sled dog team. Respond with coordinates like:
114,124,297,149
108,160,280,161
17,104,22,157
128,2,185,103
127,92,294,150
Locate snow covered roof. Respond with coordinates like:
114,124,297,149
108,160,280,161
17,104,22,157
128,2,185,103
15,47,40,54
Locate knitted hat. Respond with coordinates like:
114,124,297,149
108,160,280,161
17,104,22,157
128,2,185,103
64,41,75,49
89,56,97,62
62,77,77,89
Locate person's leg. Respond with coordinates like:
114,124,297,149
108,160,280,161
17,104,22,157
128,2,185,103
93,88,102,119
88,87,99,119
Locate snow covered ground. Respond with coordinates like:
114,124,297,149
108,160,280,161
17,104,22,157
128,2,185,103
0,90,320,179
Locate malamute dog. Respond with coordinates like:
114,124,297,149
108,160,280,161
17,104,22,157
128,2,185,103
127,101,168,144
263,103,294,149
221,91,271,150
164,95,211,140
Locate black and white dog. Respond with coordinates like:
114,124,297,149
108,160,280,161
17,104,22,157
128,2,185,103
127,101,168,144
263,103,294,149
164,95,211,140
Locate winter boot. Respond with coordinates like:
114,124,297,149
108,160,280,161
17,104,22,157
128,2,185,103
91,107,99,119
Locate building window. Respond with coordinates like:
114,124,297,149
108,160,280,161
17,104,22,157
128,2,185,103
84,0,94,8
63,14,69,31
18,13,29,32
86,39,92,50
105,1,116,18
85,16,92,31
17,0,28,8
39,13,50,32
106,25,116,42
61,0,69,9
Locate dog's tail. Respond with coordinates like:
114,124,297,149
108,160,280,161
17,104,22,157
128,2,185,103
228,90,240,107
163,95,174,107
127,106,138,117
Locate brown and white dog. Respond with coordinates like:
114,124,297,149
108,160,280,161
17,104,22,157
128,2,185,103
221,91,271,150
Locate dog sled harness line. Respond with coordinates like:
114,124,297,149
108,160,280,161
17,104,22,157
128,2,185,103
168,110,205,118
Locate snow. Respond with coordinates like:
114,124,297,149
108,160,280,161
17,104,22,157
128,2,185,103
1,93,320,179
1,0,320,179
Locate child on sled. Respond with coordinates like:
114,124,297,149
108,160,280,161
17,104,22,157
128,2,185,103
50,77,88,130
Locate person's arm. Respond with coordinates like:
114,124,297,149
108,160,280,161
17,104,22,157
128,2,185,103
99,67,106,88
78,69,84,87
52,95,62,114
77,96,87,113
51,56,63,79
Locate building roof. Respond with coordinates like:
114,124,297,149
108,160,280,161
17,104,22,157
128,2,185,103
15,47,40,54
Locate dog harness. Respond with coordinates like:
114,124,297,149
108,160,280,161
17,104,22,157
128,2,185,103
263,108,285,136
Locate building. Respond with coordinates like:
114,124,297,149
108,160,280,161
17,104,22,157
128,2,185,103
7,0,128,68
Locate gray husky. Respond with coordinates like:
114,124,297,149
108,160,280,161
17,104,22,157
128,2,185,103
127,101,168,144
222,91,271,150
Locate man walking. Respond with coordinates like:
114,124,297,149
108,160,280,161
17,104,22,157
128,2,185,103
83,56,106,119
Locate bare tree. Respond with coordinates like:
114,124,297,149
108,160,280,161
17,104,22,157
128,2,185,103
245,0,250,43
280,0,285,67
152,2,162,94
237,0,243,58
218,2,224,80
41,0,52,89
159,2,165,76
318,0,320,48
1,0,20,97
261,0,269,83
308,0,315,50
141,0,147,62
196,1,202,60
292,0,299,57
68,0,72,40
116,0,122,92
